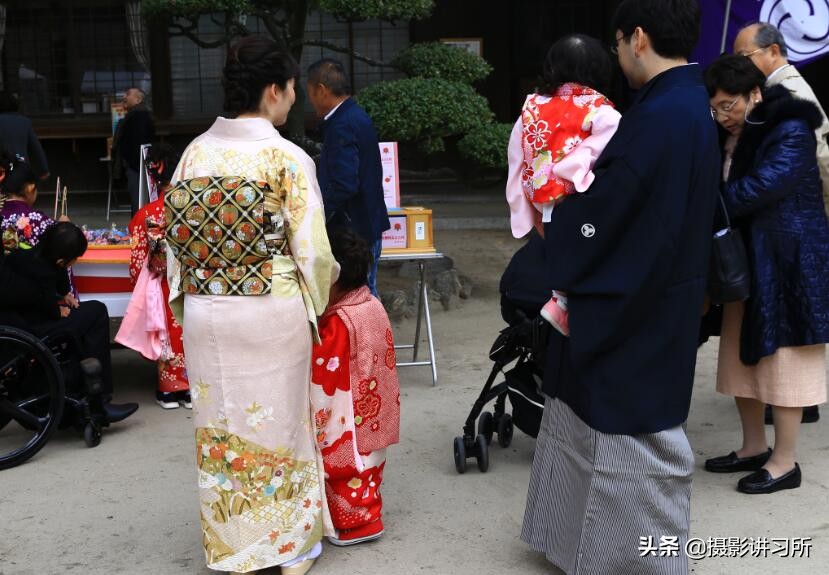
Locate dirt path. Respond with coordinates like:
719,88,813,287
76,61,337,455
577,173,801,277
2,229,826,574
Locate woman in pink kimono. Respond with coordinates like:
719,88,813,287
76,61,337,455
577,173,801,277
165,36,338,575
310,227,400,546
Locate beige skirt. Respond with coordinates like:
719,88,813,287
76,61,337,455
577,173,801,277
716,301,827,406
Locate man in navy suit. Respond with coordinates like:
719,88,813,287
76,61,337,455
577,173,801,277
307,59,390,296
521,1,721,572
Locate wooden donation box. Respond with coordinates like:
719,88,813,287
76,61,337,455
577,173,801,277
377,141,435,254
381,207,435,254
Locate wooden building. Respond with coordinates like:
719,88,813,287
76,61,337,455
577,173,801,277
3,0,828,190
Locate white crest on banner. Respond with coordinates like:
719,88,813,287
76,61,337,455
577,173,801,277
761,0,829,62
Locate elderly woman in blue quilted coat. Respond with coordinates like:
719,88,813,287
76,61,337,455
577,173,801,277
702,55,829,495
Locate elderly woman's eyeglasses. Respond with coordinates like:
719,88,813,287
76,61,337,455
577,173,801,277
610,34,632,56
710,96,741,119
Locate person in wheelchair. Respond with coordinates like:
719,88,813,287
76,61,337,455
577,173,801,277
0,186,137,425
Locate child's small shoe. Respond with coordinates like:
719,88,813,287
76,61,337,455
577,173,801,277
177,390,193,409
327,519,384,547
540,295,570,337
156,391,180,409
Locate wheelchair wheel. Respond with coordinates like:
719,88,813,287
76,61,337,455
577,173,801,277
0,326,65,470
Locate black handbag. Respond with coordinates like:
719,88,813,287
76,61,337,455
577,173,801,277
708,193,751,304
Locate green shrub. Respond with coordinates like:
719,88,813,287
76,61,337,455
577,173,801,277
319,0,434,21
356,78,492,154
393,42,492,84
457,122,512,171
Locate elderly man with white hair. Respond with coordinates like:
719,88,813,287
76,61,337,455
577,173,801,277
734,23,829,215
112,87,155,215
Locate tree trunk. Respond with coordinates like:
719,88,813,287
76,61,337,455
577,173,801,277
262,1,310,143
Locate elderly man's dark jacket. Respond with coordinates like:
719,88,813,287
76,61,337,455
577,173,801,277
113,104,155,175
318,98,390,244
725,86,829,365
542,65,720,435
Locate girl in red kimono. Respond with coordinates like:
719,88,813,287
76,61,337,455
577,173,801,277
127,144,190,409
311,227,401,546
505,35,621,336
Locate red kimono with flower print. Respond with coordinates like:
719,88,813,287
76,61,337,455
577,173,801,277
128,192,189,393
521,83,614,205
311,285,400,532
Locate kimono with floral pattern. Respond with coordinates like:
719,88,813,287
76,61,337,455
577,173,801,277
128,189,188,393
0,198,77,296
506,83,621,238
1,198,55,252
167,117,339,573
310,286,400,534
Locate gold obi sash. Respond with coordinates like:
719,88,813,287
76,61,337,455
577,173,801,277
164,176,287,296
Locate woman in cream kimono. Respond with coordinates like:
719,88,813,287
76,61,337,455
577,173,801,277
166,36,338,575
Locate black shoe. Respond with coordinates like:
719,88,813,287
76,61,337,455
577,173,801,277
704,448,771,473
764,405,820,425
802,405,820,423
156,391,180,409
737,463,801,494
103,402,139,423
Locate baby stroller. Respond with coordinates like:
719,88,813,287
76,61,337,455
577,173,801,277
453,233,551,474
0,318,110,470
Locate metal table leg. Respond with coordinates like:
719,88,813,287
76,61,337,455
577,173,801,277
106,162,113,221
422,271,438,386
412,260,425,361
394,258,438,385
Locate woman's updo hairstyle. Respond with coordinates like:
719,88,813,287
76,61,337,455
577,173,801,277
703,54,766,98
0,153,37,198
223,35,300,116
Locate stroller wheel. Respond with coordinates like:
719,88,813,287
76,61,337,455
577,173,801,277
497,414,514,448
477,411,494,445
83,422,102,448
475,435,489,473
453,436,467,474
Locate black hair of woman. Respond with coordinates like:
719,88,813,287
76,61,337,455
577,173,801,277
39,221,88,267
542,34,614,97
0,154,37,198
223,35,300,116
328,226,372,292
703,54,767,98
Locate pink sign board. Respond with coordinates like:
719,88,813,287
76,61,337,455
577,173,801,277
382,215,407,249
379,142,400,209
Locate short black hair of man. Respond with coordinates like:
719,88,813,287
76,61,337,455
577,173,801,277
613,0,701,61
307,58,352,97
39,221,88,264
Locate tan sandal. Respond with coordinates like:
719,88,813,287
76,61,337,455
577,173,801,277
281,557,316,575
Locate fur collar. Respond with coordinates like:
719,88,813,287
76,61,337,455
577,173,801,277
729,85,823,181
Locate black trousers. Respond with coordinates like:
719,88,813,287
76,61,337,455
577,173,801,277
26,301,113,394
126,167,140,216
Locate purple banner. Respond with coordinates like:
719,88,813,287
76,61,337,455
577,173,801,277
693,0,829,67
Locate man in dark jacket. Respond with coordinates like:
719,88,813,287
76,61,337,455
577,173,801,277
0,91,49,179
113,88,154,215
307,59,390,296
521,1,721,573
